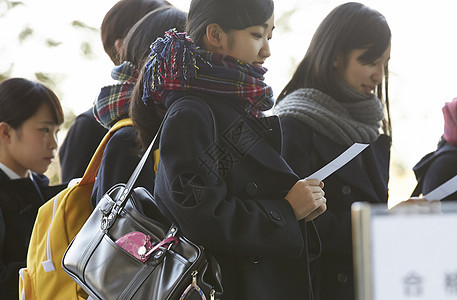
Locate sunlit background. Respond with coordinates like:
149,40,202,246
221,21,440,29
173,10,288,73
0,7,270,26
1,0,456,206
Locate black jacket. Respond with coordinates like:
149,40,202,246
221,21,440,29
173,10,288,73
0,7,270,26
90,125,155,207
0,170,65,300
413,140,457,200
59,108,108,182
154,92,320,300
280,116,390,300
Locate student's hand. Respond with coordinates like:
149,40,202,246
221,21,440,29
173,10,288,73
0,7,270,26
389,197,441,214
285,179,326,221
390,197,428,209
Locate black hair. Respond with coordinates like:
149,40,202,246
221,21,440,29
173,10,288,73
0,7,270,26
186,0,274,47
277,2,392,137
128,7,187,149
120,6,187,66
131,0,275,150
0,78,64,129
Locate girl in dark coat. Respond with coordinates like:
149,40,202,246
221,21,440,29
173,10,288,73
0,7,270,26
59,0,170,182
274,3,392,300
0,78,65,299
130,0,327,299
90,6,187,206
413,98,457,200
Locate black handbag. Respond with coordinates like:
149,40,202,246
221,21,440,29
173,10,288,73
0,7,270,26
62,97,223,300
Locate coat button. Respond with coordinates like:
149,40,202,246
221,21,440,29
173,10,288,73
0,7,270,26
245,182,258,196
249,256,262,264
341,185,352,195
269,210,281,221
337,272,348,284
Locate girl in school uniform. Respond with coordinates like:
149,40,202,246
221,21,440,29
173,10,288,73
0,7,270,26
0,77,65,299
275,3,392,299
130,0,327,298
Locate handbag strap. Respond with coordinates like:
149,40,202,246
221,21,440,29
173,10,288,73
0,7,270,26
127,95,216,192
106,96,217,226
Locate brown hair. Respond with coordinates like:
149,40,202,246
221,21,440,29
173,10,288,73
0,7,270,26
277,2,392,137
101,0,170,64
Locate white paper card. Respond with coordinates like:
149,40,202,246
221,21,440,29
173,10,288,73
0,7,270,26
306,143,369,181
423,174,457,201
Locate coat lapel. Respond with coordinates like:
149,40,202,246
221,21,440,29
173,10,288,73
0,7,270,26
363,135,391,201
220,115,298,177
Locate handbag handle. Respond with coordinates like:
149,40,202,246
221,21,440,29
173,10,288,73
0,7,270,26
102,96,217,230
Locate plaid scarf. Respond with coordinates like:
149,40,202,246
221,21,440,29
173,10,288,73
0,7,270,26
93,61,139,128
142,29,274,118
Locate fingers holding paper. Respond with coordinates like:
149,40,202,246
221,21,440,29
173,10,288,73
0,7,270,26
389,196,441,214
285,178,327,221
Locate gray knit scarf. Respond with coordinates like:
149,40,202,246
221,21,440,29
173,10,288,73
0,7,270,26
274,88,384,146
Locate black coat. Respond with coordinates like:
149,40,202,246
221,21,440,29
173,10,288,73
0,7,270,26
154,92,320,300
0,170,65,300
280,116,390,300
59,108,108,182
413,140,457,200
90,125,155,206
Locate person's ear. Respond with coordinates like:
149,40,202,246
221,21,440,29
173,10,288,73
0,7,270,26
204,23,226,50
114,38,123,55
333,54,342,68
0,122,12,143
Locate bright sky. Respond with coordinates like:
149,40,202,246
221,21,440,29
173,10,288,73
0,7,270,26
0,0,456,203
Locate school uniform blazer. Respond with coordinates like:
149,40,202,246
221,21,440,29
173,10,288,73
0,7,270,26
0,170,65,300
279,116,391,300
413,141,457,200
90,125,155,207
154,92,320,300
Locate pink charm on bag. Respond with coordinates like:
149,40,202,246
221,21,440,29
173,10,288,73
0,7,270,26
115,232,153,262
116,231,179,262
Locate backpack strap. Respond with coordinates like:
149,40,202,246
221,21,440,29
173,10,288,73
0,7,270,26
79,118,133,185
40,118,134,272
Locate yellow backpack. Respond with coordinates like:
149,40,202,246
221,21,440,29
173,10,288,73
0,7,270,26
18,118,133,300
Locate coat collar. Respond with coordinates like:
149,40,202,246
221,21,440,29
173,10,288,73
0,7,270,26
413,142,457,177
221,114,298,178
165,92,299,181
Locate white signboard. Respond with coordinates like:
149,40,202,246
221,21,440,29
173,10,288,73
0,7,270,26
352,202,457,300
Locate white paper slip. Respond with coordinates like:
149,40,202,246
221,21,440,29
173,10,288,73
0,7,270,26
423,174,457,201
306,143,369,181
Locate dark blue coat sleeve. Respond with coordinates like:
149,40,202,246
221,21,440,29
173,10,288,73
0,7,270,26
422,152,457,200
